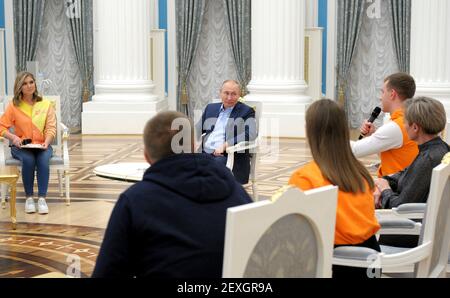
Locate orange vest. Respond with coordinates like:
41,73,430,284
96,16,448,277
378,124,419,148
289,162,380,245
378,109,419,177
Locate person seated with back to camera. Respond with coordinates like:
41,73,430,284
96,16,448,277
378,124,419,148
289,99,380,278
0,71,56,215
374,97,450,248
351,73,419,177
92,111,252,278
199,80,257,185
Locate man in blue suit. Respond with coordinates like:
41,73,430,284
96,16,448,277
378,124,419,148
200,80,257,184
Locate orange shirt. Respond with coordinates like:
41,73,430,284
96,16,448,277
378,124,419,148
289,162,380,245
378,109,419,177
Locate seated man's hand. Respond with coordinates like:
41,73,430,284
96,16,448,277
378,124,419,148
360,120,376,138
213,142,228,156
373,187,382,209
375,178,391,192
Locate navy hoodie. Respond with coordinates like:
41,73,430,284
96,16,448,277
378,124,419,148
92,153,252,278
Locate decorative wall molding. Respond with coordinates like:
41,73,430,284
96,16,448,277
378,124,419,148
411,0,450,116
82,0,166,134
246,0,311,137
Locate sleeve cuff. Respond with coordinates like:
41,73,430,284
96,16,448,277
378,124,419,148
381,189,395,209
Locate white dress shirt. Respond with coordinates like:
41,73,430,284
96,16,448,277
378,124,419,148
350,121,403,158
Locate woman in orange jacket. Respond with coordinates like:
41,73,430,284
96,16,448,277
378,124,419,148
0,72,56,214
289,99,380,278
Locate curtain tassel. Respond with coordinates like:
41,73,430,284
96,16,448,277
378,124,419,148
181,81,189,105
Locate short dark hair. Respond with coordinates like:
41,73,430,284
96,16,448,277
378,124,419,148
143,111,193,162
384,73,416,100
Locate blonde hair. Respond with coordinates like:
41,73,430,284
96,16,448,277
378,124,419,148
306,99,374,193
13,71,43,106
404,97,447,135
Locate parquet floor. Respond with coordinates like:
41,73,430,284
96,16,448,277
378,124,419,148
0,134,379,278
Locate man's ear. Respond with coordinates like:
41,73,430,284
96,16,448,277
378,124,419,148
144,149,154,165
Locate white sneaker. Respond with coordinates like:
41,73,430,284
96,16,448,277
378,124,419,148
37,197,49,214
25,197,36,214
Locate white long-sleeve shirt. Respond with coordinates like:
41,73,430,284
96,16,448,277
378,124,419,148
350,121,403,158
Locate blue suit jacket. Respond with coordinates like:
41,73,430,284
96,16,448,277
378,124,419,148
200,102,257,184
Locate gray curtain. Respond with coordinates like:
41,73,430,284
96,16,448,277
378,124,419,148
66,0,94,103
188,0,238,116
176,0,206,116
36,0,84,131
346,1,399,128
13,0,46,72
336,0,365,110
223,0,251,95
389,0,411,73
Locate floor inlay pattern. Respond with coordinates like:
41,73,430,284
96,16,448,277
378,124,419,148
0,222,103,277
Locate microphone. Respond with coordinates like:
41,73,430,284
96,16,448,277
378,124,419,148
358,107,382,140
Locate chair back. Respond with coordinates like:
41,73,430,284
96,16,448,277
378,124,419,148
241,100,262,135
222,186,338,278
416,158,450,277
444,120,450,144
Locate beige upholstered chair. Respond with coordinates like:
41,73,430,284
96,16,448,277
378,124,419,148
222,185,338,278
0,96,70,207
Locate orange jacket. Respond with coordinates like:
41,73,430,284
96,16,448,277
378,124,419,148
0,99,57,144
289,162,380,245
378,109,419,177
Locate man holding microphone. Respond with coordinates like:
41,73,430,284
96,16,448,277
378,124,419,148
350,73,419,177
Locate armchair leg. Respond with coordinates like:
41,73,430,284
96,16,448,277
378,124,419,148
57,170,63,197
1,184,6,209
252,181,258,202
65,171,70,206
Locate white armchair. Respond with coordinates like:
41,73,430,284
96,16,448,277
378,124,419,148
223,185,338,278
225,100,262,201
333,159,450,278
445,120,450,144
0,95,71,208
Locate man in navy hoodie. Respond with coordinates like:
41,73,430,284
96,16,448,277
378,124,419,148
92,111,252,278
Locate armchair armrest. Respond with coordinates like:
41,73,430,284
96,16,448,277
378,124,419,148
392,203,426,219
333,246,381,268
226,139,259,154
377,218,422,236
60,122,70,140
225,138,259,171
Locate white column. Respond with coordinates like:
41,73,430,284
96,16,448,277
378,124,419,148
246,0,311,138
306,0,319,28
82,0,167,134
410,0,450,119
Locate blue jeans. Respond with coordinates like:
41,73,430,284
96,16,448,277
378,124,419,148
11,146,53,197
